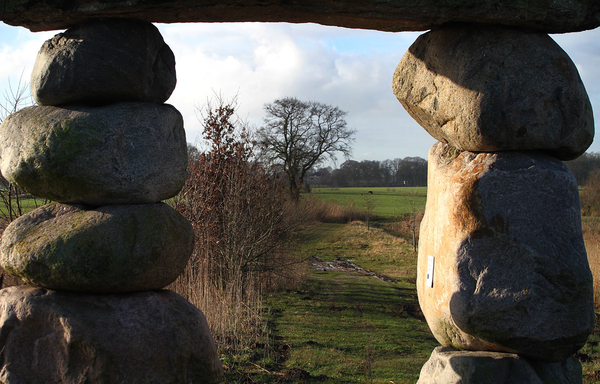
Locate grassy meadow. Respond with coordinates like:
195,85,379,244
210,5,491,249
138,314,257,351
311,187,427,219
0,186,598,382
221,186,600,383
223,220,437,383
0,194,45,214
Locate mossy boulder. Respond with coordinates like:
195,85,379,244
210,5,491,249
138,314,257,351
393,24,594,161
417,142,595,362
418,346,582,384
0,102,187,206
0,203,193,293
31,19,176,106
0,286,223,383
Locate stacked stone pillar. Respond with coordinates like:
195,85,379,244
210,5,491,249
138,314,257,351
393,24,595,383
0,19,222,383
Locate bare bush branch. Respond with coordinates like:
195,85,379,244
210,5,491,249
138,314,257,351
169,96,307,355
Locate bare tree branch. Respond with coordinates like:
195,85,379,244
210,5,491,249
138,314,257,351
258,97,355,200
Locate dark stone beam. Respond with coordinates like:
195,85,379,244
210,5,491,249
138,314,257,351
0,0,599,33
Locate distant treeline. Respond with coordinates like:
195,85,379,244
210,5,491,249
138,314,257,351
565,152,600,186
306,151,600,189
309,157,428,188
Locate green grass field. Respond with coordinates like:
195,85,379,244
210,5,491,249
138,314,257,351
0,195,48,220
221,187,600,383
223,220,437,383
0,197,45,213
311,187,427,218
0,186,596,382
269,222,437,383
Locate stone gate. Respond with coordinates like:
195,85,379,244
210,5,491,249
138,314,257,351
0,1,597,383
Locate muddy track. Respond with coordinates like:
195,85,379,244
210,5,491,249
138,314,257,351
310,255,397,284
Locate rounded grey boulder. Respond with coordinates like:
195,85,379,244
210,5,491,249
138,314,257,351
417,346,582,384
418,142,595,362
0,102,187,206
0,286,223,384
393,24,594,160
0,203,193,293
31,18,176,106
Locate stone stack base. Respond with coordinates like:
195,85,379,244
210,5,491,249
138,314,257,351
418,347,582,384
0,286,222,384
0,18,223,383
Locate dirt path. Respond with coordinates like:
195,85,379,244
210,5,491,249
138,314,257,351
310,255,397,283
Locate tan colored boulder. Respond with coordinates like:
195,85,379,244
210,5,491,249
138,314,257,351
393,24,594,161
0,203,193,293
31,19,176,106
418,142,594,362
0,102,187,206
418,346,582,384
0,286,223,384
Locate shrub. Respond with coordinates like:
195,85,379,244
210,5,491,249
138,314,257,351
169,98,305,354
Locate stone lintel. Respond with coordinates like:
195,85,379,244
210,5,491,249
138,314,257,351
0,0,599,33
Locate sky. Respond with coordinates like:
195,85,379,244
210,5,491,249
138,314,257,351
0,21,598,166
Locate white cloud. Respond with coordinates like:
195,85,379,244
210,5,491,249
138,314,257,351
0,26,55,102
552,28,600,153
0,22,598,161
156,22,431,160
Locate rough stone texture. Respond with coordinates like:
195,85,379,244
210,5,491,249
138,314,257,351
0,102,187,206
393,24,594,161
32,19,176,106
417,142,595,362
0,203,193,293
0,286,223,384
417,346,582,384
0,0,598,33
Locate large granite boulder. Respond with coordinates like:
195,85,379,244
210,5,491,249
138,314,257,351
0,203,193,293
0,0,598,33
393,24,594,161
0,102,187,206
0,286,223,384
417,346,582,384
417,142,595,362
31,19,176,106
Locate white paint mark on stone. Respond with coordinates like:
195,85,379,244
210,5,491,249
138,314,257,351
426,255,435,288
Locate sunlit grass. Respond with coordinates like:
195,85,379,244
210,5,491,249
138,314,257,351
310,187,427,218
257,222,437,383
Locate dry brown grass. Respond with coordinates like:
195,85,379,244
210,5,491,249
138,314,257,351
169,265,269,355
168,230,308,356
581,172,600,217
301,196,365,223
583,219,600,308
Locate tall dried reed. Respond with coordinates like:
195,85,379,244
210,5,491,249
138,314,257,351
581,171,600,217
168,98,307,356
301,196,365,223
582,220,600,308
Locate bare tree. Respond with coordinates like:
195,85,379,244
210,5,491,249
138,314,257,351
363,193,375,231
0,76,45,289
258,97,355,200
0,76,46,228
